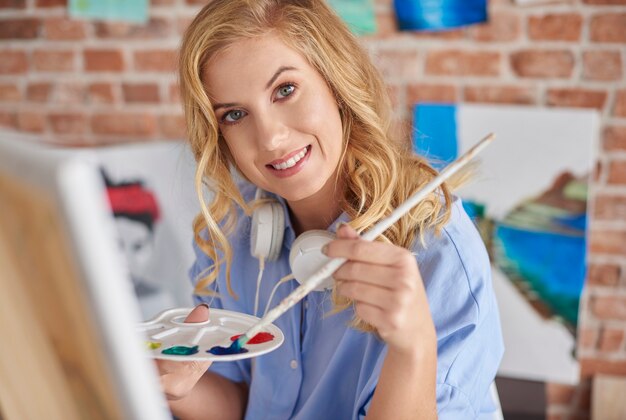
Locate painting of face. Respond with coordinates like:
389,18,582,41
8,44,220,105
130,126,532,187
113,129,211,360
203,34,344,205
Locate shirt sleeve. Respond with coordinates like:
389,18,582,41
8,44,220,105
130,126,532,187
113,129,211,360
416,201,504,419
188,238,252,385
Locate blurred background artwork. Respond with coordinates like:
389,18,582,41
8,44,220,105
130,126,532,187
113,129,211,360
96,142,199,320
69,0,148,23
393,0,487,31
414,103,600,385
328,0,377,35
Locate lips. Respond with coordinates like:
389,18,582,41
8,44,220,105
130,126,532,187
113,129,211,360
265,145,311,178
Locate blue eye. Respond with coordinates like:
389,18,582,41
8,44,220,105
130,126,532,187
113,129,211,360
223,109,246,123
277,84,295,99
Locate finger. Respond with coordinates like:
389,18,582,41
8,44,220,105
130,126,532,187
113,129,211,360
184,303,210,323
336,223,359,239
336,279,398,309
334,260,400,289
325,238,413,267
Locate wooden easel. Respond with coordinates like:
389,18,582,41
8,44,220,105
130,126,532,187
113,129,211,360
0,171,123,420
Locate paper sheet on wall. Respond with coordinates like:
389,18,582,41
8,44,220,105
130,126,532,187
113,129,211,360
69,0,148,24
328,0,377,36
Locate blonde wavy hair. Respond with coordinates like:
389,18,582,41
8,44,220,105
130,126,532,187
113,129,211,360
179,0,452,331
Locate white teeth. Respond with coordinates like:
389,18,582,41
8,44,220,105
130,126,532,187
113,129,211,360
271,147,308,170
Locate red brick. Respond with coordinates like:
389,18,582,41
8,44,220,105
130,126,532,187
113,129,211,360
177,16,194,35
0,83,21,102
122,83,160,103
546,383,576,405
591,295,626,320
36,0,65,6
584,0,626,3
582,50,623,82
49,113,86,134
33,50,75,72
169,83,180,104
598,328,625,352
133,49,177,72
159,114,186,139
410,29,465,41
587,262,621,286
55,83,85,105
26,82,52,102
511,50,575,79
425,50,500,77
614,90,626,118
91,113,157,136
373,12,397,38
151,0,175,4
590,13,626,43
578,328,598,350
546,88,607,110
88,83,115,105
17,111,45,133
528,13,583,41
464,85,535,105
0,0,26,8
407,84,457,104
603,125,626,151
581,358,626,377
0,18,40,39
608,160,626,185
94,18,171,39
84,49,124,72
589,229,626,253
468,11,520,42
374,49,420,81
0,110,17,129
0,50,27,74
43,18,86,40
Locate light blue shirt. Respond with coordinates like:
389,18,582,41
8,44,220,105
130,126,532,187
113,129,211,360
190,182,504,419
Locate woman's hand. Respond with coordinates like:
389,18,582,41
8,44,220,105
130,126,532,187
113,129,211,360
326,224,436,354
155,304,212,401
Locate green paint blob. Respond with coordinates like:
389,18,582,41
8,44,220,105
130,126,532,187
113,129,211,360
162,345,199,356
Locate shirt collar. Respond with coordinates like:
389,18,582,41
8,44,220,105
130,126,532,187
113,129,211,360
269,192,351,250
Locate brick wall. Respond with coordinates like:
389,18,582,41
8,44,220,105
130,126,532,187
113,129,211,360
1,0,625,418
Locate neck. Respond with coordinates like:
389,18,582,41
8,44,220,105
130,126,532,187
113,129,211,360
287,174,345,236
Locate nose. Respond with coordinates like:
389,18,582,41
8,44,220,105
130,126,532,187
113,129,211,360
254,112,289,151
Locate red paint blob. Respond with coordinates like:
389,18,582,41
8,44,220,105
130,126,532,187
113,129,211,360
230,332,274,344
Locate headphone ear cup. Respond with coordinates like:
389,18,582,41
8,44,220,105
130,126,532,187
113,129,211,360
267,201,284,261
250,192,285,261
289,230,335,291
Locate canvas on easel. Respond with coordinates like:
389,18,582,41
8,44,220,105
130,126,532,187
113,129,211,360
0,131,170,420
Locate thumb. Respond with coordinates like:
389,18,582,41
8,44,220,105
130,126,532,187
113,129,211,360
184,303,209,323
336,223,359,239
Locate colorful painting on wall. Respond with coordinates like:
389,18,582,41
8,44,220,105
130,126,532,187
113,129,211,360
69,0,148,23
413,103,600,384
328,0,377,35
393,0,487,31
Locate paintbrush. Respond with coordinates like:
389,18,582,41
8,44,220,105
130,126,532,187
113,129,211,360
225,132,495,353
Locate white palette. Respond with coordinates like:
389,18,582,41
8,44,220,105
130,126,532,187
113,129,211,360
138,307,284,362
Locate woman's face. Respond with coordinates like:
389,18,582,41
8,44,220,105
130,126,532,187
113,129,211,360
203,34,344,203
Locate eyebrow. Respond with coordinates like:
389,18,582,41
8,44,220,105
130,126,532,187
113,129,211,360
265,66,297,90
212,66,297,112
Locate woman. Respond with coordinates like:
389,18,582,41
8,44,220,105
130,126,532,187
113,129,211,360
158,1,503,418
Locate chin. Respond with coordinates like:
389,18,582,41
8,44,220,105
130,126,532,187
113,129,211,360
278,180,328,203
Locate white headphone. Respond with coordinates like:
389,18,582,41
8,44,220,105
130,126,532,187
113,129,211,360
250,189,335,291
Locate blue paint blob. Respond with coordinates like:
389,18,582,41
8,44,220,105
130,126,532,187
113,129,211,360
207,344,249,355
162,345,199,356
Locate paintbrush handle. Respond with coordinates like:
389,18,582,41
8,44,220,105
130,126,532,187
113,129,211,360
242,132,495,341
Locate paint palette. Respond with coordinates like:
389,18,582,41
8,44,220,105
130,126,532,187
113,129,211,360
137,307,284,362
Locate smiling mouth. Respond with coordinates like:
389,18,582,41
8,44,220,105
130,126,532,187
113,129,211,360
267,145,310,171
